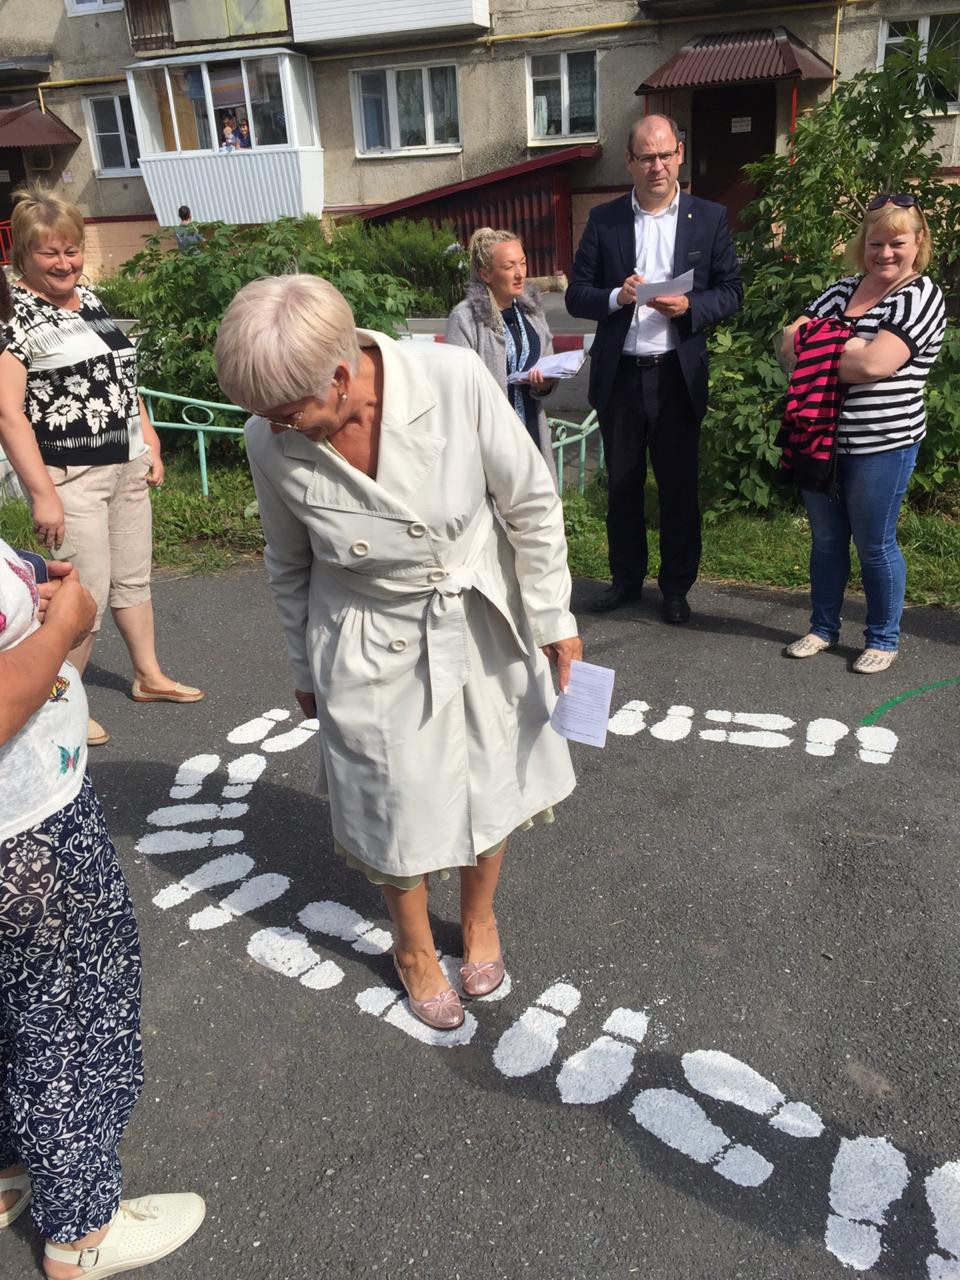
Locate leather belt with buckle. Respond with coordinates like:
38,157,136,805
620,352,673,368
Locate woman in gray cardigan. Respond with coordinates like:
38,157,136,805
445,228,557,485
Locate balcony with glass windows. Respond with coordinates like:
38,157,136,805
124,49,323,225
289,0,489,45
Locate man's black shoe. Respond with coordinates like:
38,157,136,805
662,594,691,624
590,584,643,614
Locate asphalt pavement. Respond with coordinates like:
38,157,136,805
2,566,959,1280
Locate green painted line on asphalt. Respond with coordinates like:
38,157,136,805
860,675,960,726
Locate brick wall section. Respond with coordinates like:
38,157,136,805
82,218,164,282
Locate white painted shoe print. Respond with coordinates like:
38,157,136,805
556,1007,649,1104
261,718,319,753
824,1135,909,1271
226,707,290,744
169,753,221,799
355,969,479,1048
247,926,344,990
648,705,695,742
607,700,650,737
152,853,255,909
188,873,290,931
146,801,249,827
682,1050,824,1138
297,899,393,956
630,1087,773,1187
493,982,581,1078
222,753,267,798
926,1161,960,1279
804,718,850,758
855,725,899,765
701,711,794,749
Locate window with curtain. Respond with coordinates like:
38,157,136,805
529,50,597,140
880,14,960,107
352,64,461,153
87,95,140,173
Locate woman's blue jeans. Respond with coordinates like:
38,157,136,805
801,443,919,652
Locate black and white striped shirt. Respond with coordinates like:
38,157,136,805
806,274,946,455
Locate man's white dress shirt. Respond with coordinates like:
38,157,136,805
608,184,680,356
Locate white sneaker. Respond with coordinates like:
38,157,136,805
44,1193,205,1278
784,633,834,658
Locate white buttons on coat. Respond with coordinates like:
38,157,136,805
427,569,445,583
388,638,408,653
350,540,370,556
408,522,427,538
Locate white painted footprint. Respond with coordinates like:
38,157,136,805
153,853,255,909
222,753,267,798
136,827,244,856
297,899,393,956
824,1135,909,1271
247,926,345,990
607,700,650,737
355,978,478,1047
188,873,290,930
261,718,319,753
493,982,581,1078
648,706,695,741
169,754,221,800
146,802,248,827
701,711,794,749
926,1160,960,1279
855,725,899,765
227,708,290,744
682,1050,824,1138
630,1088,773,1187
556,1007,649,1104
804,718,850,758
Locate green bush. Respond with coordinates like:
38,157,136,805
701,37,960,514
98,216,418,430
332,217,468,315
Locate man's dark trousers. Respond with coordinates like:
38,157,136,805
601,352,700,597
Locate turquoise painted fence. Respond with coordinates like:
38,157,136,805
139,388,603,497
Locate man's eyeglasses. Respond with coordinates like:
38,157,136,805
868,193,918,211
629,147,681,168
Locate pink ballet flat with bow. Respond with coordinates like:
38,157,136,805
460,953,505,998
392,955,465,1030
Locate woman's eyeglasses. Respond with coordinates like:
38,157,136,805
868,194,918,210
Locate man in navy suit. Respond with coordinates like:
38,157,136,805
566,114,742,621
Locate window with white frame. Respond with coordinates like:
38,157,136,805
65,0,123,15
86,95,141,174
528,51,597,140
352,64,460,154
880,14,960,107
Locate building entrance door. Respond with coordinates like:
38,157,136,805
690,84,776,228
0,148,27,223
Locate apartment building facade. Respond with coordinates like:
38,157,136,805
0,0,957,279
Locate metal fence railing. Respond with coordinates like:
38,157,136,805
1,388,603,502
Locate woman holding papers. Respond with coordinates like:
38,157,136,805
445,227,558,484
216,274,581,1033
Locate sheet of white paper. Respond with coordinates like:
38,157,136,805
632,268,695,307
549,659,616,749
506,349,587,385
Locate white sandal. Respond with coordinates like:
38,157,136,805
0,1169,31,1228
852,648,898,674
43,1193,205,1278
785,633,834,659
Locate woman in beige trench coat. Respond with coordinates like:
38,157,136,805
216,276,582,1033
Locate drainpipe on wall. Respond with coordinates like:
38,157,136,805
830,0,846,97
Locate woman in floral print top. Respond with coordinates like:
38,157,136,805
0,188,202,745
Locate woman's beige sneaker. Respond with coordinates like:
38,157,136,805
785,634,834,659
44,1193,205,1278
852,648,898,674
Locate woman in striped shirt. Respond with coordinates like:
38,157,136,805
779,196,946,673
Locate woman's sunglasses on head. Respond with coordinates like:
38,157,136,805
868,194,918,210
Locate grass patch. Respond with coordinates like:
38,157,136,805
4,460,958,607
